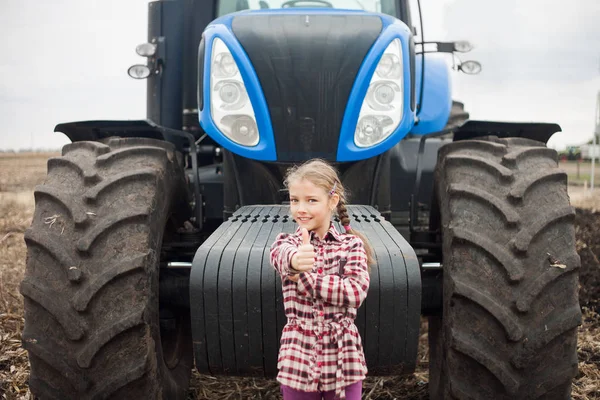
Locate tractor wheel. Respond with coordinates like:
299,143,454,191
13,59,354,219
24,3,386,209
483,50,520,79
21,138,193,399
429,137,581,399
443,101,470,131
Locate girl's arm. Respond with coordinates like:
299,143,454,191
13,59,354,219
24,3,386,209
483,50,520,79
270,233,299,277
295,237,370,308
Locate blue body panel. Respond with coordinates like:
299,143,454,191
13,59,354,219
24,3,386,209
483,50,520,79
409,55,452,135
336,17,415,162
199,15,277,161
200,9,451,162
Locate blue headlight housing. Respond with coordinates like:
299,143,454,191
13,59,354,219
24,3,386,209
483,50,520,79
199,17,276,161
199,11,417,163
337,17,415,162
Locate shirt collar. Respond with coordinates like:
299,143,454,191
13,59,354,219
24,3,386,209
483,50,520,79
294,222,343,242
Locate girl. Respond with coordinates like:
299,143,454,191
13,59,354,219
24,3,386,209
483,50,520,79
270,159,374,400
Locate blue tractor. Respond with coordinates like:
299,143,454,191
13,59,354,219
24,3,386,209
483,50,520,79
21,0,580,399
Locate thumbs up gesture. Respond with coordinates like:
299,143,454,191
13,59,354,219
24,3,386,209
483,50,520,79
289,228,315,280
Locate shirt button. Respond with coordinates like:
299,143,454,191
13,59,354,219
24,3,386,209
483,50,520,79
317,362,322,367
317,268,323,274
319,311,324,317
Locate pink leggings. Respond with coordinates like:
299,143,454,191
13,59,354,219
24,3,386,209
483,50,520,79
280,381,362,400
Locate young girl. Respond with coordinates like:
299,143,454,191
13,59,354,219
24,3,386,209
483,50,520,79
270,159,374,400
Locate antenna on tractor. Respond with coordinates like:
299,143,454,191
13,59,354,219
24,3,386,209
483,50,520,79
416,0,425,116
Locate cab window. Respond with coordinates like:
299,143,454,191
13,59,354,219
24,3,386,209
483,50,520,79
217,0,399,18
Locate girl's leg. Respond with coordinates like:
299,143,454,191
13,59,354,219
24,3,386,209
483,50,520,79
280,385,322,400
343,381,363,400
321,380,363,400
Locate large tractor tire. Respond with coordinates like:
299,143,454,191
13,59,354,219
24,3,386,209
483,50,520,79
429,137,581,399
21,138,193,399
443,101,470,131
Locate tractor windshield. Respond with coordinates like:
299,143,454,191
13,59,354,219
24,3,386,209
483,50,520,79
217,0,398,17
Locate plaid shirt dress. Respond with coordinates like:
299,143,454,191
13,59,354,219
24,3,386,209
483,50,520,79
270,224,370,399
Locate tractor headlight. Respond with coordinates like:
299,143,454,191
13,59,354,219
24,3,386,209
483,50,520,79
366,82,400,111
210,38,259,146
213,52,238,78
355,115,394,146
354,39,403,148
219,115,259,146
215,81,248,110
375,54,402,79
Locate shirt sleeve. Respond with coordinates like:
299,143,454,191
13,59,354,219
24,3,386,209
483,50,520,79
270,233,299,277
296,237,370,308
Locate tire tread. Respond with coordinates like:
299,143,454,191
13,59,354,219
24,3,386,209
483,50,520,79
431,137,581,399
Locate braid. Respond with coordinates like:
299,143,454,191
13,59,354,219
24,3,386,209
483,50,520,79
336,202,351,228
336,200,375,271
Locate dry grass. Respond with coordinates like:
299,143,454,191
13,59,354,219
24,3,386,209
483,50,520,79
0,153,58,193
0,153,599,400
574,308,600,399
0,200,33,399
185,322,430,400
571,193,600,212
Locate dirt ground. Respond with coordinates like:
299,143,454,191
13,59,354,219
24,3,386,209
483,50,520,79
0,152,599,399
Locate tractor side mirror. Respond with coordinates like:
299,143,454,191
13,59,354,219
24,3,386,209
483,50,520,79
423,40,474,54
416,40,482,75
458,60,482,75
452,40,473,53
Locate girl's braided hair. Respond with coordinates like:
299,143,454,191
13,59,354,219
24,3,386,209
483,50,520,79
284,159,375,270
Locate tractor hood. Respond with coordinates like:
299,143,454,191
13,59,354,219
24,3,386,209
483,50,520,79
230,13,382,162
199,10,415,162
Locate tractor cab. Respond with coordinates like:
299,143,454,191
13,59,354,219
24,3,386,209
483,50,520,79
216,0,402,17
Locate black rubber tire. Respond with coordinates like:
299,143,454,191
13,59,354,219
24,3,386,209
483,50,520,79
21,138,193,399
443,101,470,131
429,137,581,399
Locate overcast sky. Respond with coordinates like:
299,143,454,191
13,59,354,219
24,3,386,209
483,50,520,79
1,0,599,151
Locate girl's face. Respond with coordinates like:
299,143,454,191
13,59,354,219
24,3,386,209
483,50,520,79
288,178,339,239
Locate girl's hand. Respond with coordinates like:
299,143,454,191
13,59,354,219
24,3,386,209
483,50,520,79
290,228,315,277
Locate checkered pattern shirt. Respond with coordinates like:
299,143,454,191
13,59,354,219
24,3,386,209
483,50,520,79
270,224,370,399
